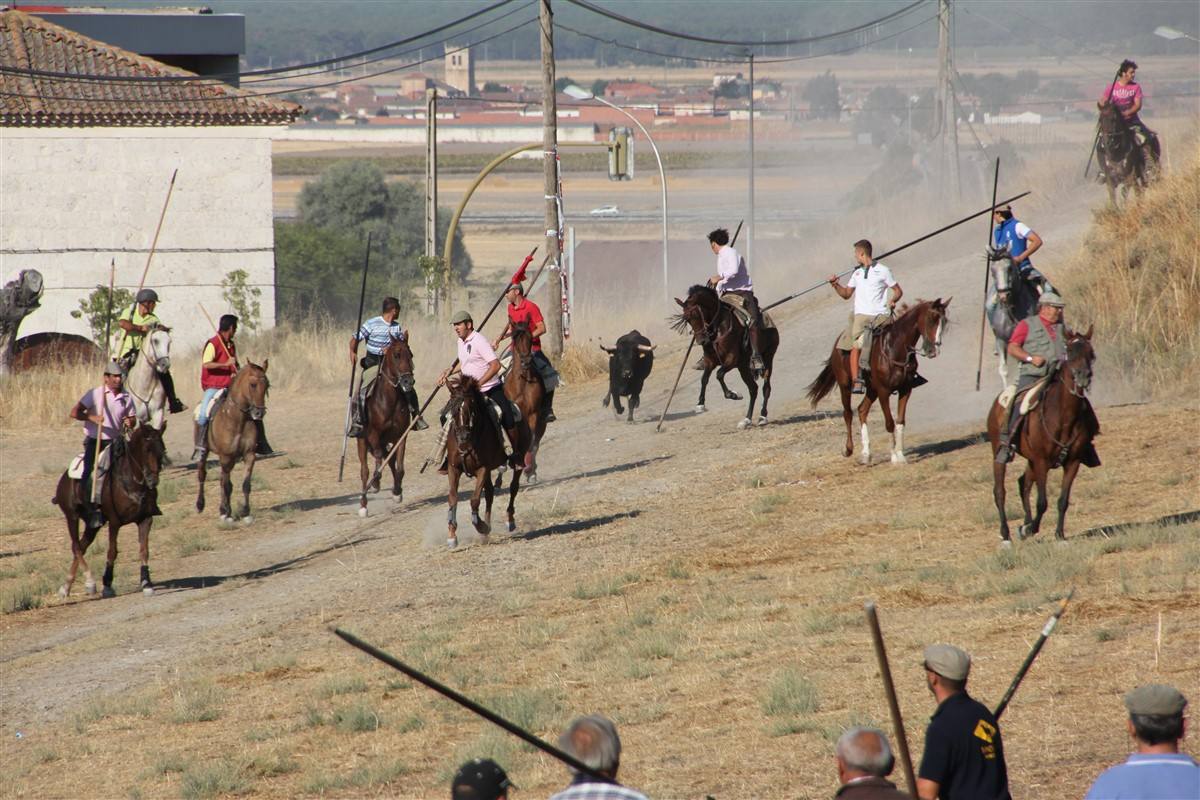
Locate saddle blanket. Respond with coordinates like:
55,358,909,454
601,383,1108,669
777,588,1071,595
720,294,776,329
67,446,112,480
997,372,1053,415
193,388,228,422
836,314,891,352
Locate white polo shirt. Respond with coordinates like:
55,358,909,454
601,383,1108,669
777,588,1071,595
848,262,897,316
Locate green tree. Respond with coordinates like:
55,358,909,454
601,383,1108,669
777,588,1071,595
221,269,262,332
482,81,507,93
71,285,134,348
803,71,840,120
554,76,577,93
590,79,610,97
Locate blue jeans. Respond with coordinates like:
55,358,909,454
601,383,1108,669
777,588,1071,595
198,388,221,425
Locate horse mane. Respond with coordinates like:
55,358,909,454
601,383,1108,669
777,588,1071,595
670,285,719,335
232,361,270,394
450,374,481,395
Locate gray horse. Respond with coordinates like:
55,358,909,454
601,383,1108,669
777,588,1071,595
985,250,1054,388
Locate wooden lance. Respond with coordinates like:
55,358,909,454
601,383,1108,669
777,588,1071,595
339,232,372,482
865,602,918,798
975,158,1001,391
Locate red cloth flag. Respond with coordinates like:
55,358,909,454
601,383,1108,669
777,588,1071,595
510,250,535,287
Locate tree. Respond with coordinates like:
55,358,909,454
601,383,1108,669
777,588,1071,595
482,81,507,93
554,76,577,93
591,79,610,97
221,270,262,332
71,285,134,347
803,71,840,120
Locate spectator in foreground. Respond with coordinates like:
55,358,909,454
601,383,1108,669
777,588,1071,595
1084,684,1198,800
550,714,649,800
834,726,909,799
450,757,511,800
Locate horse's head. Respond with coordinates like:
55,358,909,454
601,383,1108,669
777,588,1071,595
126,423,165,489
510,321,535,374
380,339,415,394
988,249,1016,297
1097,101,1125,133
233,360,270,420
145,325,173,373
917,298,952,358
671,285,721,345
447,374,481,452
1064,325,1095,396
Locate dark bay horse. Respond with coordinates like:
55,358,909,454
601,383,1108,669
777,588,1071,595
987,328,1099,544
196,361,269,524
503,322,546,480
53,425,165,598
807,299,951,465
356,340,414,518
673,285,779,428
1096,102,1155,206
445,375,527,548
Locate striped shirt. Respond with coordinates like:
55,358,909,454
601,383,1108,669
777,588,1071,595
549,779,649,800
355,315,405,355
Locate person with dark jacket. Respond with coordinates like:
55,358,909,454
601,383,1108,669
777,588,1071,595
834,727,909,799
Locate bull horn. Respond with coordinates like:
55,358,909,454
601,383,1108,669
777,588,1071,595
599,343,614,354
637,343,656,352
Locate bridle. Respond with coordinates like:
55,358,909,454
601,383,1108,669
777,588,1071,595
381,347,414,391
141,327,170,372
449,385,477,458
113,428,162,500
226,369,268,420
883,303,945,367
685,292,724,346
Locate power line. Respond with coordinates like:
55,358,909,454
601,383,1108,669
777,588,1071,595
0,0,518,84
563,0,928,49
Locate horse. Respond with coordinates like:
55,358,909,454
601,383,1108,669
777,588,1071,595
196,360,269,524
986,252,1042,389
123,325,173,430
672,285,779,429
986,327,1099,544
502,322,546,481
356,340,413,518
52,424,165,598
444,375,527,549
806,299,951,465
1095,102,1156,207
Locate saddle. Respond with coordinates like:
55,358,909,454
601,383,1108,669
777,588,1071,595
720,294,775,330
997,372,1054,415
192,388,228,422
836,315,892,352
67,446,113,480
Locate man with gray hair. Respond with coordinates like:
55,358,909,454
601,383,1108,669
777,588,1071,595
834,727,909,799
549,714,648,800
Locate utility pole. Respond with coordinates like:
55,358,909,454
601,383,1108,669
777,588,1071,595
425,87,439,315
539,0,563,358
936,0,960,197
747,52,755,266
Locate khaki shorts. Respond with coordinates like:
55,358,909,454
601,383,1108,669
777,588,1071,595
838,313,891,351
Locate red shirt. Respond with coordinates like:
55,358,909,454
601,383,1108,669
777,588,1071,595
506,297,544,351
1009,316,1058,348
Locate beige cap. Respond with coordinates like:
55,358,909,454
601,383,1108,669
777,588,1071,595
1125,685,1187,716
924,644,971,680
450,309,473,324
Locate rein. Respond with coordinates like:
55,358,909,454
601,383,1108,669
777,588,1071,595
124,331,168,405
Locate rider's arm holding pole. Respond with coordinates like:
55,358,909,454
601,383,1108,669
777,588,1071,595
348,334,361,366
827,275,854,299
491,320,513,351
888,282,904,309
69,400,101,427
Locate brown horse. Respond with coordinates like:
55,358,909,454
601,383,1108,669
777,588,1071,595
673,285,779,428
445,375,528,548
1096,102,1156,206
987,328,1099,544
52,424,165,598
196,360,269,524
503,322,546,480
807,299,951,465
356,340,414,518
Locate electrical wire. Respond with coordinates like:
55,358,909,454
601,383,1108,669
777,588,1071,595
0,0,518,84
562,0,928,49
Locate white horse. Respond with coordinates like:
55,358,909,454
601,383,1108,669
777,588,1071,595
123,326,173,430
985,252,1044,389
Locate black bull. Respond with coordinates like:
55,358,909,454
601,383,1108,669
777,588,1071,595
601,330,655,421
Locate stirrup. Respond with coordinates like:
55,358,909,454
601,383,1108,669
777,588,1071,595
994,446,1014,465
851,380,865,395
412,416,430,431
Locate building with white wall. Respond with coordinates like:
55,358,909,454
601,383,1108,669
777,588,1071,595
0,9,299,353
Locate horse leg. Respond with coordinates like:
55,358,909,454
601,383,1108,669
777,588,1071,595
877,393,900,464
357,438,370,518
696,365,713,412
1054,460,1082,541
507,463,522,533
470,468,490,536
891,391,912,464
137,518,154,594
757,360,772,426
992,461,1012,545
1016,466,1035,539
996,337,1010,388
218,457,235,523
447,466,460,548
195,450,207,513
857,395,875,466
390,439,406,506
59,512,84,598
101,521,119,598
239,452,258,524
735,364,757,430
1030,461,1050,537
481,472,494,540
717,367,742,401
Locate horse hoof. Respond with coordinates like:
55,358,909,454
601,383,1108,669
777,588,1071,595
998,539,1012,550
447,537,458,549
694,404,707,414
479,533,490,545
85,582,97,596
507,520,516,533
58,585,69,598
357,507,368,518
473,518,491,536
241,515,254,526
860,453,871,466
890,453,907,465
737,418,751,430
101,586,116,599
392,493,402,505
220,515,233,525
756,416,768,427
526,472,538,484
142,586,155,596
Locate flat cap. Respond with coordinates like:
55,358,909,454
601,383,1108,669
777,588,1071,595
924,644,971,681
1038,291,1065,307
1125,684,1187,716
103,361,123,376
450,309,473,324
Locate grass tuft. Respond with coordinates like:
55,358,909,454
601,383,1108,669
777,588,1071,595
169,680,225,724
762,668,820,718
180,759,248,800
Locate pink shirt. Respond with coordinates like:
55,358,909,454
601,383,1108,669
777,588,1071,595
79,386,136,440
1101,81,1141,111
457,330,501,392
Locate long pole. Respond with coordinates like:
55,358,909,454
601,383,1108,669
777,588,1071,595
1085,68,1124,179
113,169,179,360
747,51,755,266
539,0,564,360
994,588,1075,720
975,158,1001,391
656,220,743,433
865,602,918,798
338,233,372,483
334,628,609,782
197,303,236,364
91,260,117,505
762,190,1031,313
426,88,439,314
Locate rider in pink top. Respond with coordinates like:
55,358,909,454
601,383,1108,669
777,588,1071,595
1099,59,1159,160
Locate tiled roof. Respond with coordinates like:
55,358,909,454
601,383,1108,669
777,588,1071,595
0,9,301,127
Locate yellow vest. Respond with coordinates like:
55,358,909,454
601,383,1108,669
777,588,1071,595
117,305,161,357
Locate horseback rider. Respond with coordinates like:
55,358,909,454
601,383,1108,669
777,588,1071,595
117,288,186,413
348,297,428,438
68,361,136,529
438,309,522,468
706,228,765,374
192,313,272,462
995,292,1066,464
1099,59,1160,166
828,239,903,395
493,282,559,423
990,204,1050,288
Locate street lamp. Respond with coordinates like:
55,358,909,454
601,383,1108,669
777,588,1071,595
563,84,670,302
1154,25,1199,43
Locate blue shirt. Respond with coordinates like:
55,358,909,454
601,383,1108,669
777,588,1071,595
993,218,1034,265
1085,753,1200,800
355,316,404,355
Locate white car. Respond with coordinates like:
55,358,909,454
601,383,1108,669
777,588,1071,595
589,205,620,217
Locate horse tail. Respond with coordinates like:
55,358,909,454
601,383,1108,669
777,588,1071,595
806,358,837,409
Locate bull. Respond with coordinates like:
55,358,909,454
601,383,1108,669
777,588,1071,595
600,330,655,422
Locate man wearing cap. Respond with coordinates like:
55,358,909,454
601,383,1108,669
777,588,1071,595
68,361,137,529
991,205,1046,287
834,727,909,799
917,644,1011,800
451,757,512,800
994,291,1067,463
829,239,904,394
1085,684,1197,800
438,310,522,467
493,282,559,423
116,288,186,413
348,296,427,437
550,714,648,800
193,314,273,462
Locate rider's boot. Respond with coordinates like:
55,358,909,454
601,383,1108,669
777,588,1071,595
405,388,429,431
849,348,865,394
85,503,106,530
995,410,1020,464
191,421,207,464
347,400,364,438
161,370,187,414
503,427,523,469
543,390,556,423
253,419,274,455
